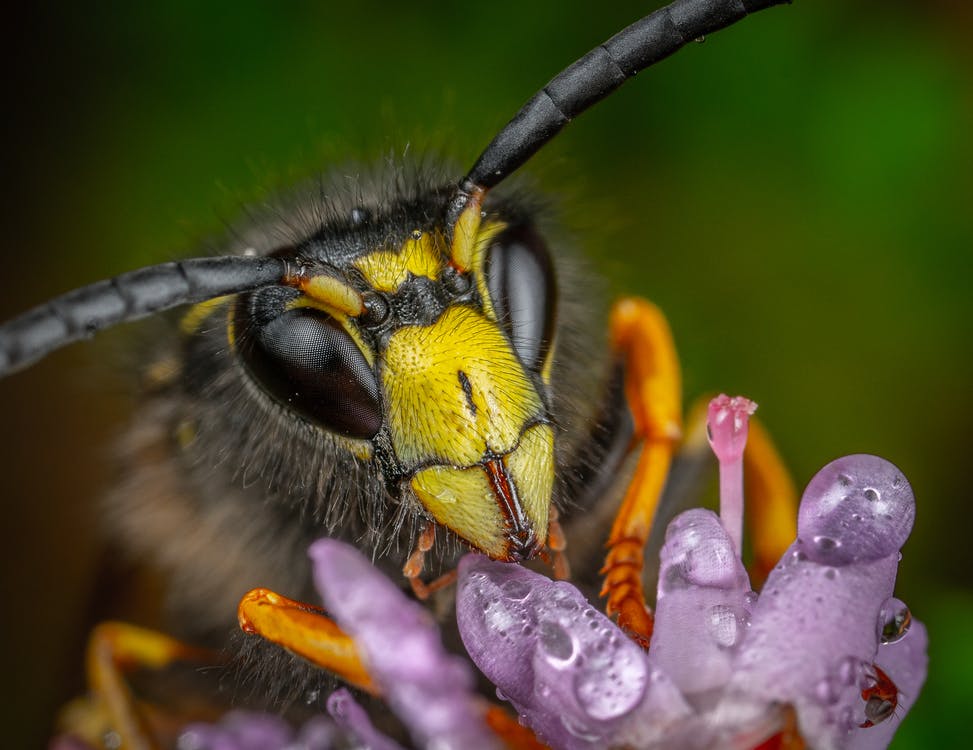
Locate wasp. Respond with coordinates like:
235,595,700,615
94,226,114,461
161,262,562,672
1,1,804,747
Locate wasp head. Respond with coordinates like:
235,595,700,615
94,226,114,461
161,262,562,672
232,199,558,562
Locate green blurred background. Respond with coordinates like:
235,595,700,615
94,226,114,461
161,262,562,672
1,1,970,746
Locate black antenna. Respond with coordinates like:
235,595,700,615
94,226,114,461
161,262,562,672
1,0,790,378
0,257,290,377
461,0,789,192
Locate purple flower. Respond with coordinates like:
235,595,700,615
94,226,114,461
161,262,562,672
457,419,927,748
309,539,500,750
180,397,926,750
178,539,498,750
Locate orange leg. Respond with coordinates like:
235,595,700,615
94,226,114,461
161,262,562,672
237,588,375,693
547,506,571,580
744,417,798,587
58,622,215,750
600,297,682,648
403,521,459,599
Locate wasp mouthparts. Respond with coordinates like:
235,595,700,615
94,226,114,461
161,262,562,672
483,457,542,561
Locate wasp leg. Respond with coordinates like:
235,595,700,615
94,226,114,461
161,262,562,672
546,506,570,580
237,588,375,693
403,521,458,600
57,621,215,750
600,297,682,648
743,418,798,587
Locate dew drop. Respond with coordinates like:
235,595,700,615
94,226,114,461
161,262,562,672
560,713,601,741
501,579,532,600
878,597,912,644
838,656,861,686
813,535,840,551
573,646,647,720
538,620,575,664
815,678,840,705
707,604,743,648
864,487,880,502
824,568,837,580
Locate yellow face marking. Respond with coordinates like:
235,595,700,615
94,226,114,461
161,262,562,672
180,296,231,334
411,465,508,559
302,275,364,317
470,220,506,322
352,230,445,293
503,423,554,542
449,187,486,272
410,422,553,559
383,305,543,468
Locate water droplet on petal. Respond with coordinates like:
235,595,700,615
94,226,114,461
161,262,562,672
501,578,532,600
815,678,840,705
813,535,839,551
878,597,912,644
798,455,915,564
572,633,648,721
538,620,575,665
838,656,862,686
707,604,745,648
560,713,601,741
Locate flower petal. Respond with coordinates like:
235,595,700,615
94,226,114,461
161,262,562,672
651,509,754,697
457,554,691,749
310,539,497,750
326,688,405,750
725,455,917,748
179,711,296,750
846,618,928,750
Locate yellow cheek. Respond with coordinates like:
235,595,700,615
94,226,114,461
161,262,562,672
409,423,554,558
504,423,554,542
411,466,508,559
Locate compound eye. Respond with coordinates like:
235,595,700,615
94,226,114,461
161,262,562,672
237,290,381,439
484,223,557,372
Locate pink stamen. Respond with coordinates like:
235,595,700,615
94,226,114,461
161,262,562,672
707,394,757,554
